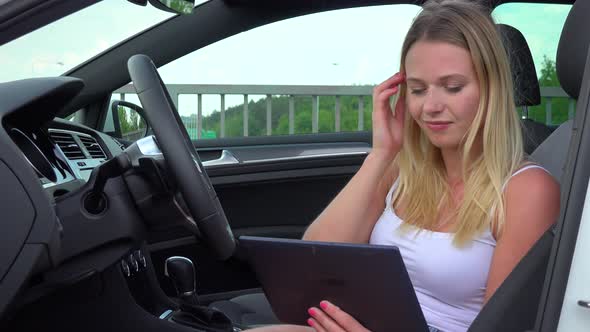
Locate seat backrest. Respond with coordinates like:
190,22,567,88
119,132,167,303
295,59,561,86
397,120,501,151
497,24,552,154
531,119,573,184
469,1,590,331
497,23,541,108
530,0,590,185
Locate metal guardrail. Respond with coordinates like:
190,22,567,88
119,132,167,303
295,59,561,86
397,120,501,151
537,87,576,125
114,84,574,138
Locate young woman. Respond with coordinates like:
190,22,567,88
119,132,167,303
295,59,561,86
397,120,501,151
249,0,560,331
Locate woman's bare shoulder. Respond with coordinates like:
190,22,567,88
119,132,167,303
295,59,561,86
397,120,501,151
503,164,560,227
507,163,559,193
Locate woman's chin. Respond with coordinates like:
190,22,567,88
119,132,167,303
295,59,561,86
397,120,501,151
427,137,461,151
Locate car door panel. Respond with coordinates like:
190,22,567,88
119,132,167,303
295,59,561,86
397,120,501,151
148,133,371,296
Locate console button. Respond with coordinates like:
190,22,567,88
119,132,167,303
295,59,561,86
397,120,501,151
128,254,139,273
121,260,131,277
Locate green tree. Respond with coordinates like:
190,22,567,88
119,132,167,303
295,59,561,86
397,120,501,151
526,55,572,125
129,110,139,131
538,55,559,86
118,106,132,133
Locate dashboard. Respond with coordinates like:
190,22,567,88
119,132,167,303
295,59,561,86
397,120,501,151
0,77,124,200
0,77,147,316
4,121,125,201
48,129,107,183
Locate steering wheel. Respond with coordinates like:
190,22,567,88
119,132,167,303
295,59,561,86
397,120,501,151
127,54,235,260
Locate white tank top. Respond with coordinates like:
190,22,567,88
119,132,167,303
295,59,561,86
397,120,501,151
369,165,548,332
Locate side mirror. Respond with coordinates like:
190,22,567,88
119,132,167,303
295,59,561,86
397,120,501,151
110,100,150,142
151,0,195,14
128,0,195,14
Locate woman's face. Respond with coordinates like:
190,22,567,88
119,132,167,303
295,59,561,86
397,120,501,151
404,40,481,151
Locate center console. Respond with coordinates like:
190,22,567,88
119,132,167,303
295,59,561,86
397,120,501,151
5,242,242,332
120,246,239,332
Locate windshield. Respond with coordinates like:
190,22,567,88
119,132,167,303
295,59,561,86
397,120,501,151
0,1,182,83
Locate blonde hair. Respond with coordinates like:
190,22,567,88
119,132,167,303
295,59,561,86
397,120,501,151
391,0,524,245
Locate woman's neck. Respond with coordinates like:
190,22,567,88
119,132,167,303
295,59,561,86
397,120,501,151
440,140,483,183
441,148,463,182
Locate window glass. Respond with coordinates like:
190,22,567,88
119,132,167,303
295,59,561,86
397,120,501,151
143,5,421,139
0,1,176,82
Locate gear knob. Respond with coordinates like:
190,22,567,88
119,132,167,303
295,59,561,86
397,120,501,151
165,256,198,303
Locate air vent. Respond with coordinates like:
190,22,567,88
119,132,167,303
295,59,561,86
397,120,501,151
80,136,106,159
49,131,85,160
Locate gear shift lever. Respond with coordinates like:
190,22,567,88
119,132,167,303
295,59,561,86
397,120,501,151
165,256,199,305
165,256,235,331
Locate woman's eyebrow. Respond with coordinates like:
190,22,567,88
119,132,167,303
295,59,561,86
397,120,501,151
406,77,425,84
440,74,467,83
406,74,467,84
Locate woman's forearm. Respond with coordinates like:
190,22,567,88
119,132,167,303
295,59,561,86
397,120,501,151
303,153,394,243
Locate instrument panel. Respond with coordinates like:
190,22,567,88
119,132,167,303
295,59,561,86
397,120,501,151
5,124,109,199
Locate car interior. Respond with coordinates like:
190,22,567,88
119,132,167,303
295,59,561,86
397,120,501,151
0,0,589,331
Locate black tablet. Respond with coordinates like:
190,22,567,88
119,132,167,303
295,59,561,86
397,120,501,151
239,236,429,332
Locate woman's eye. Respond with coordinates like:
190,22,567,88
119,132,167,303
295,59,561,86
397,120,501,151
446,86,463,93
410,89,426,95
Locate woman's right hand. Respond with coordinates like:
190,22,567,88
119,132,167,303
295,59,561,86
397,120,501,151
371,72,406,164
307,301,370,332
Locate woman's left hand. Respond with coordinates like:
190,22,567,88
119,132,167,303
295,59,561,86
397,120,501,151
307,301,371,332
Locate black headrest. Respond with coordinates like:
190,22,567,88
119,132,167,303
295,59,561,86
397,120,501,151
497,24,541,107
557,0,590,99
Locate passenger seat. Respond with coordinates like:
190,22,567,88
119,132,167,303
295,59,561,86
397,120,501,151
497,23,573,180
468,0,590,329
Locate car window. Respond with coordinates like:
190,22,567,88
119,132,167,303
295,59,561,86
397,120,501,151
493,3,573,127
112,5,421,139
111,3,573,141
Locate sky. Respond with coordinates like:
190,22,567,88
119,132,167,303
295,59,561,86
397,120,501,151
0,0,572,118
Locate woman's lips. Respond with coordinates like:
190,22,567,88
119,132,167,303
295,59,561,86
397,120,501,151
425,121,452,131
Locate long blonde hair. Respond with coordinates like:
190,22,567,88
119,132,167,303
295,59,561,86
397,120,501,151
391,0,524,245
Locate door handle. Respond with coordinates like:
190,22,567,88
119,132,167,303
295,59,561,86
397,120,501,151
578,300,590,308
202,150,239,167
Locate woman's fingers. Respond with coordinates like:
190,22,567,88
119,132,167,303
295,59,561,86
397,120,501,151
307,318,327,332
373,72,405,96
318,301,369,332
371,73,406,162
376,87,399,106
373,72,405,118
308,307,345,332
306,301,370,332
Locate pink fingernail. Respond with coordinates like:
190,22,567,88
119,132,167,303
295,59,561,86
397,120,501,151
320,301,329,310
307,318,315,327
308,308,316,316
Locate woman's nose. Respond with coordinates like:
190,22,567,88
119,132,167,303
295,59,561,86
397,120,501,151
422,89,445,114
